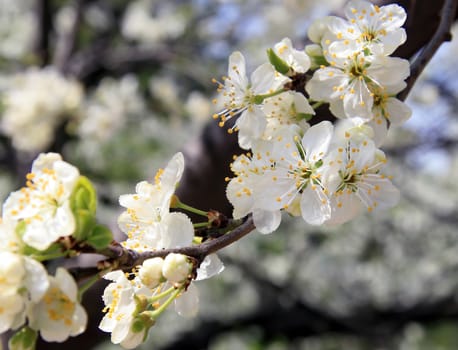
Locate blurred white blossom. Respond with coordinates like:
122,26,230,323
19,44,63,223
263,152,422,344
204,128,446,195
78,75,145,142
0,67,83,152
122,0,187,46
0,0,35,59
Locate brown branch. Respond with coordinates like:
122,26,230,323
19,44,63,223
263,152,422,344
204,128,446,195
78,215,256,275
33,0,52,65
53,0,85,73
398,0,458,101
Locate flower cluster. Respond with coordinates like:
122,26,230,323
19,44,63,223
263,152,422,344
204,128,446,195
0,67,83,152
77,75,145,142
0,153,88,345
99,152,224,348
217,0,410,231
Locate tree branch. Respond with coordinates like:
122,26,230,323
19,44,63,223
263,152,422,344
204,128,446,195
33,0,52,65
53,0,85,73
75,215,256,276
398,0,458,101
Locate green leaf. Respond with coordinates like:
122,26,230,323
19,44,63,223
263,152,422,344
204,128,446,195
9,327,37,350
70,176,97,215
72,209,96,241
86,225,113,250
310,55,329,68
267,48,291,75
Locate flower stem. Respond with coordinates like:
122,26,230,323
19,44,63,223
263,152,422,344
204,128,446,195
147,286,177,304
311,101,324,109
193,222,209,228
78,274,100,301
254,89,286,104
142,287,183,319
175,200,208,217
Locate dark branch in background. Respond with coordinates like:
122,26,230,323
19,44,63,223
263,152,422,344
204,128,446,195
53,0,86,72
158,256,458,350
33,0,52,65
397,0,458,100
66,44,176,82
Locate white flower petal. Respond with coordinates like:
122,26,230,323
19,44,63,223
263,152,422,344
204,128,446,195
196,254,225,281
253,209,281,234
162,212,194,248
175,283,199,318
300,185,331,225
23,257,50,302
302,121,334,161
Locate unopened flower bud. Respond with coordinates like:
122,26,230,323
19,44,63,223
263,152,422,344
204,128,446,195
138,258,164,289
162,253,192,284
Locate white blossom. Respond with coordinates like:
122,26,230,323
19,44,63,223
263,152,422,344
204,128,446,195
99,271,146,349
326,134,400,225
254,122,335,226
0,252,49,333
3,153,80,251
273,37,311,74
306,50,409,120
28,268,87,343
226,140,282,233
0,67,83,152
326,0,407,56
228,122,336,229
122,0,186,45
78,75,145,142
0,0,35,59
118,152,193,251
213,51,287,149
262,91,313,138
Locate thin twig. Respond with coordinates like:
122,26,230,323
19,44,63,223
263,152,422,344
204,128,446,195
89,215,255,274
53,0,85,73
398,0,458,101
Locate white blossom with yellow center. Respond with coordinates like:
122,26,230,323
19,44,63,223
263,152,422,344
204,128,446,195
0,251,49,333
253,122,335,226
118,152,193,252
3,153,79,250
306,49,410,120
213,51,287,150
325,134,400,225
28,268,87,342
326,0,407,57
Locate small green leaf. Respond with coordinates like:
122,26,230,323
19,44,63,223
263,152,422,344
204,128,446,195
72,209,96,241
70,176,97,215
86,225,113,250
9,327,37,350
310,55,329,68
267,48,291,75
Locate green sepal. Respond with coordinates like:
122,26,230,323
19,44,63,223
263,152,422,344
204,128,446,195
70,176,97,215
252,95,265,105
72,209,96,241
296,113,313,122
70,176,98,241
86,224,113,250
267,48,291,75
310,55,329,69
8,327,37,350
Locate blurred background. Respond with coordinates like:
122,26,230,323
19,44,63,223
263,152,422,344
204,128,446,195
0,0,457,349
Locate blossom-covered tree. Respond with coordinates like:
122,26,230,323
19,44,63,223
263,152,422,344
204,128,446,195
0,0,457,349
